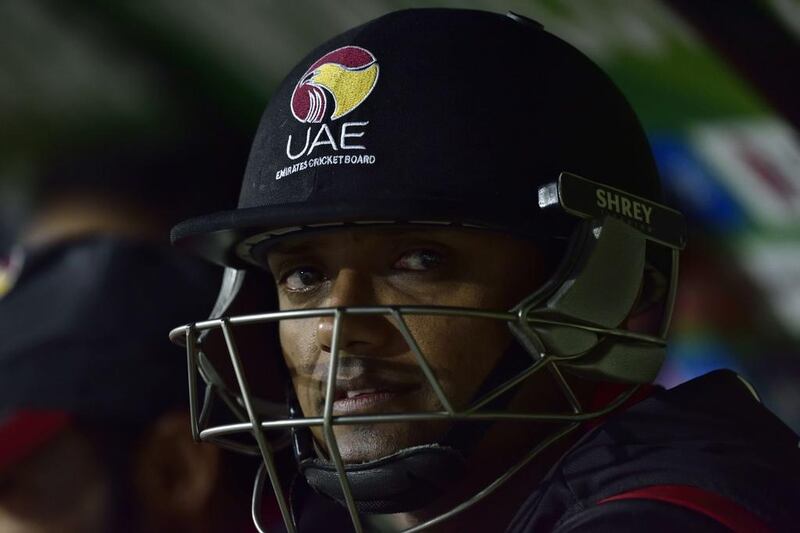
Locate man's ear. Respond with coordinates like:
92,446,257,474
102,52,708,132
133,411,220,526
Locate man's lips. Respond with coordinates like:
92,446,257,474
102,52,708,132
331,385,421,415
319,375,422,414
332,377,420,400
309,357,428,414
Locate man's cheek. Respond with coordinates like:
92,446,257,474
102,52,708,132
279,319,318,368
441,326,509,405
278,333,315,417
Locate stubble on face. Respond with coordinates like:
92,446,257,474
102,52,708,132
270,228,542,464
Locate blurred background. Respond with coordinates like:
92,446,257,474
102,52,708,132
1,0,798,430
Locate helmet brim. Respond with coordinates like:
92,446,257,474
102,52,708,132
171,196,568,269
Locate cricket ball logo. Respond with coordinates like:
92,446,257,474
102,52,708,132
291,46,379,123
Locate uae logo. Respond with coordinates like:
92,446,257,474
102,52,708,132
290,46,379,123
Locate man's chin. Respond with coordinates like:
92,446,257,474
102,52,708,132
319,423,438,464
336,426,411,463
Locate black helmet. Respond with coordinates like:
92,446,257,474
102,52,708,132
171,8,674,267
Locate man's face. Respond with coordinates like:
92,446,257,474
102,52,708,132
266,228,543,463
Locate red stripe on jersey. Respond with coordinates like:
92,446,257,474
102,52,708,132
598,484,771,533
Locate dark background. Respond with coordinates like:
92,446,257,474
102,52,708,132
1,0,798,430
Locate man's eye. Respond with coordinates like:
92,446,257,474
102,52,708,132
393,249,444,271
282,267,325,292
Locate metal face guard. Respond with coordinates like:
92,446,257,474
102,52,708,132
171,300,671,532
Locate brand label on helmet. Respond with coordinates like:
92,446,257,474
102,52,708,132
595,189,653,224
277,46,379,181
555,173,687,249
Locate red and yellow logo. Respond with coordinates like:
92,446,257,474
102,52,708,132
291,46,379,123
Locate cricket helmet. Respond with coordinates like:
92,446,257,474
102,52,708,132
170,9,685,532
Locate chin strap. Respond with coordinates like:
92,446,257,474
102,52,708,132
299,444,466,514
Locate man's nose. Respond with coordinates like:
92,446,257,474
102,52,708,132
316,269,397,355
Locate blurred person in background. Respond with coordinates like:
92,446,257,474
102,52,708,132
0,138,271,532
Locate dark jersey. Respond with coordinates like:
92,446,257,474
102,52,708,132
508,370,800,532
285,370,800,532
